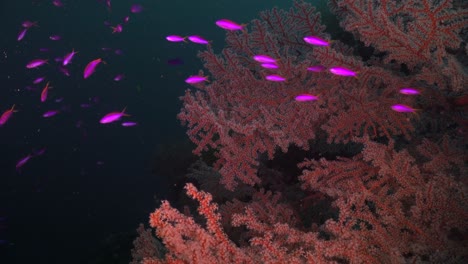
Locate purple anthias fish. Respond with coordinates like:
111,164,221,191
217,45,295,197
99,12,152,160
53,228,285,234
253,55,276,64
166,35,185,42
185,75,208,84
329,66,357,77
399,88,420,95
43,110,58,117
49,35,61,40
33,76,46,84
99,107,129,124
260,63,279,69
113,74,124,81
16,148,46,171
63,49,78,66
391,104,417,113
52,0,63,7
295,94,319,102
265,74,286,82
83,58,103,79
121,121,137,127
130,4,143,13
111,24,123,33
17,28,28,41
215,19,245,31
307,65,326,72
0,105,16,126
187,35,210,44
26,59,48,69
303,35,331,46
22,20,38,28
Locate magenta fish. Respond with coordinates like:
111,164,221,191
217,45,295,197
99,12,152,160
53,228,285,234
121,121,137,127
187,35,210,44
295,94,319,102
83,58,103,79
399,88,420,95
59,66,70,76
16,154,32,170
40,82,52,102
113,74,124,81
22,21,38,28
33,76,46,84
111,24,123,33
329,66,357,77
52,0,63,7
307,65,326,72
253,54,276,63
49,35,61,40
260,63,279,69
43,110,58,117
303,36,331,46
99,107,129,124
16,148,46,172
391,104,417,113
185,75,208,84
215,19,245,31
26,59,48,69
17,28,28,41
0,105,17,126
63,49,78,66
265,74,286,82
166,35,186,42
130,4,143,13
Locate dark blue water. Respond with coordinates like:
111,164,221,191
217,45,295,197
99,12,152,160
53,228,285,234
0,0,306,263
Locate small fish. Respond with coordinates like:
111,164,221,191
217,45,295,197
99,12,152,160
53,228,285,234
111,24,123,33
130,4,143,13
0,105,17,126
303,36,331,46
121,121,137,127
295,94,319,102
399,88,420,95
59,66,70,76
52,0,63,7
16,154,32,170
22,20,38,28
185,75,208,84
123,16,130,23
391,104,417,113
83,58,104,79
16,148,46,171
49,35,61,40
265,74,286,82
187,35,210,45
307,65,326,72
63,49,78,66
40,82,52,102
43,110,58,117
99,107,130,124
17,28,28,41
260,63,279,69
253,54,276,63
215,19,245,31
33,76,46,84
113,74,124,81
329,66,357,77
166,35,186,42
26,59,48,69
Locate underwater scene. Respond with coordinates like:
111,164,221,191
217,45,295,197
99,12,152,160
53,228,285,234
0,0,467,263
